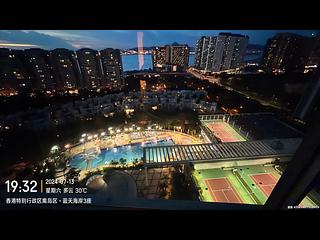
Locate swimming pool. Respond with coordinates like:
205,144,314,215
70,138,174,170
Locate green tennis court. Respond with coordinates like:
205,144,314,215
192,167,256,204
193,164,318,207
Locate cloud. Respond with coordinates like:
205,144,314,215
0,43,37,48
32,30,129,49
0,30,75,49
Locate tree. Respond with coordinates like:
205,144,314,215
119,158,127,165
110,160,119,165
67,168,80,182
133,158,139,165
48,150,68,170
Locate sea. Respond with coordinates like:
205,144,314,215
121,54,194,72
121,53,262,72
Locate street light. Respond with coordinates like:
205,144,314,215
88,136,93,140
116,129,121,133
147,126,151,130
81,133,87,138
129,127,133,131
101,132,106,136
137,127,141,131
94,134,98,138
64,144,70,149
80,138,85,143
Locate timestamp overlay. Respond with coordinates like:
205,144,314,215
1,178,92,207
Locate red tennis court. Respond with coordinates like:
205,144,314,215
206,122,244,142
250,173,277,197
205,178,243,203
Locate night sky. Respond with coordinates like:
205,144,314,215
0,30,318,50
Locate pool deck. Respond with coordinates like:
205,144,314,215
70,130,203,177
70,130,202,157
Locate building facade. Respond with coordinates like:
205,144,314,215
195,36,216,72
75,48,103,89
50,48,81,89
152,44,189,72
260,33,310,73
195,33,249,73
22,48,57,91
0,48,31,95
99,48,123,88
152,46,167,72
166,44,190,71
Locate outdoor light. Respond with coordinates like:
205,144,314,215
147,126,151,130
108,127,113,131
50,145,59,152
81,133,87,138
110,130,114,134
129,127,133,131
116,129,121,133
94,134,98,138
88,136,93,140
101,132,106,136
64,144,70,149
124,128,129,132
137,127,141,131
80,138,85,142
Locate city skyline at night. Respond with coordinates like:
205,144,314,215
0,30,318,50
1,28,320,211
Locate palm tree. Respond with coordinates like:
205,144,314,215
119,158,127,165
110,160,119,165
133,158,139,165
67,168,80,182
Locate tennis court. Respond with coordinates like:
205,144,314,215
193,164,319,207
250,173,277,197
206,121,245,142
205,178,243,203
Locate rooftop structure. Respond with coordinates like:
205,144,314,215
143,138,302,166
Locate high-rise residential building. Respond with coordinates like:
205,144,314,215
152,44,189,72
22,48,57,91
194,36,215,71
166,44,190,71
75,48,103,89
152,46,167,72
0,48,31,94
194,33,249,72
99,48,123,88
50,48,81,89
260,33,309,73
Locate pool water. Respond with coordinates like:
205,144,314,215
70,138,174,170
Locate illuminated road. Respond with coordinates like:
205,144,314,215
187,68,220,84
187,67,290,112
